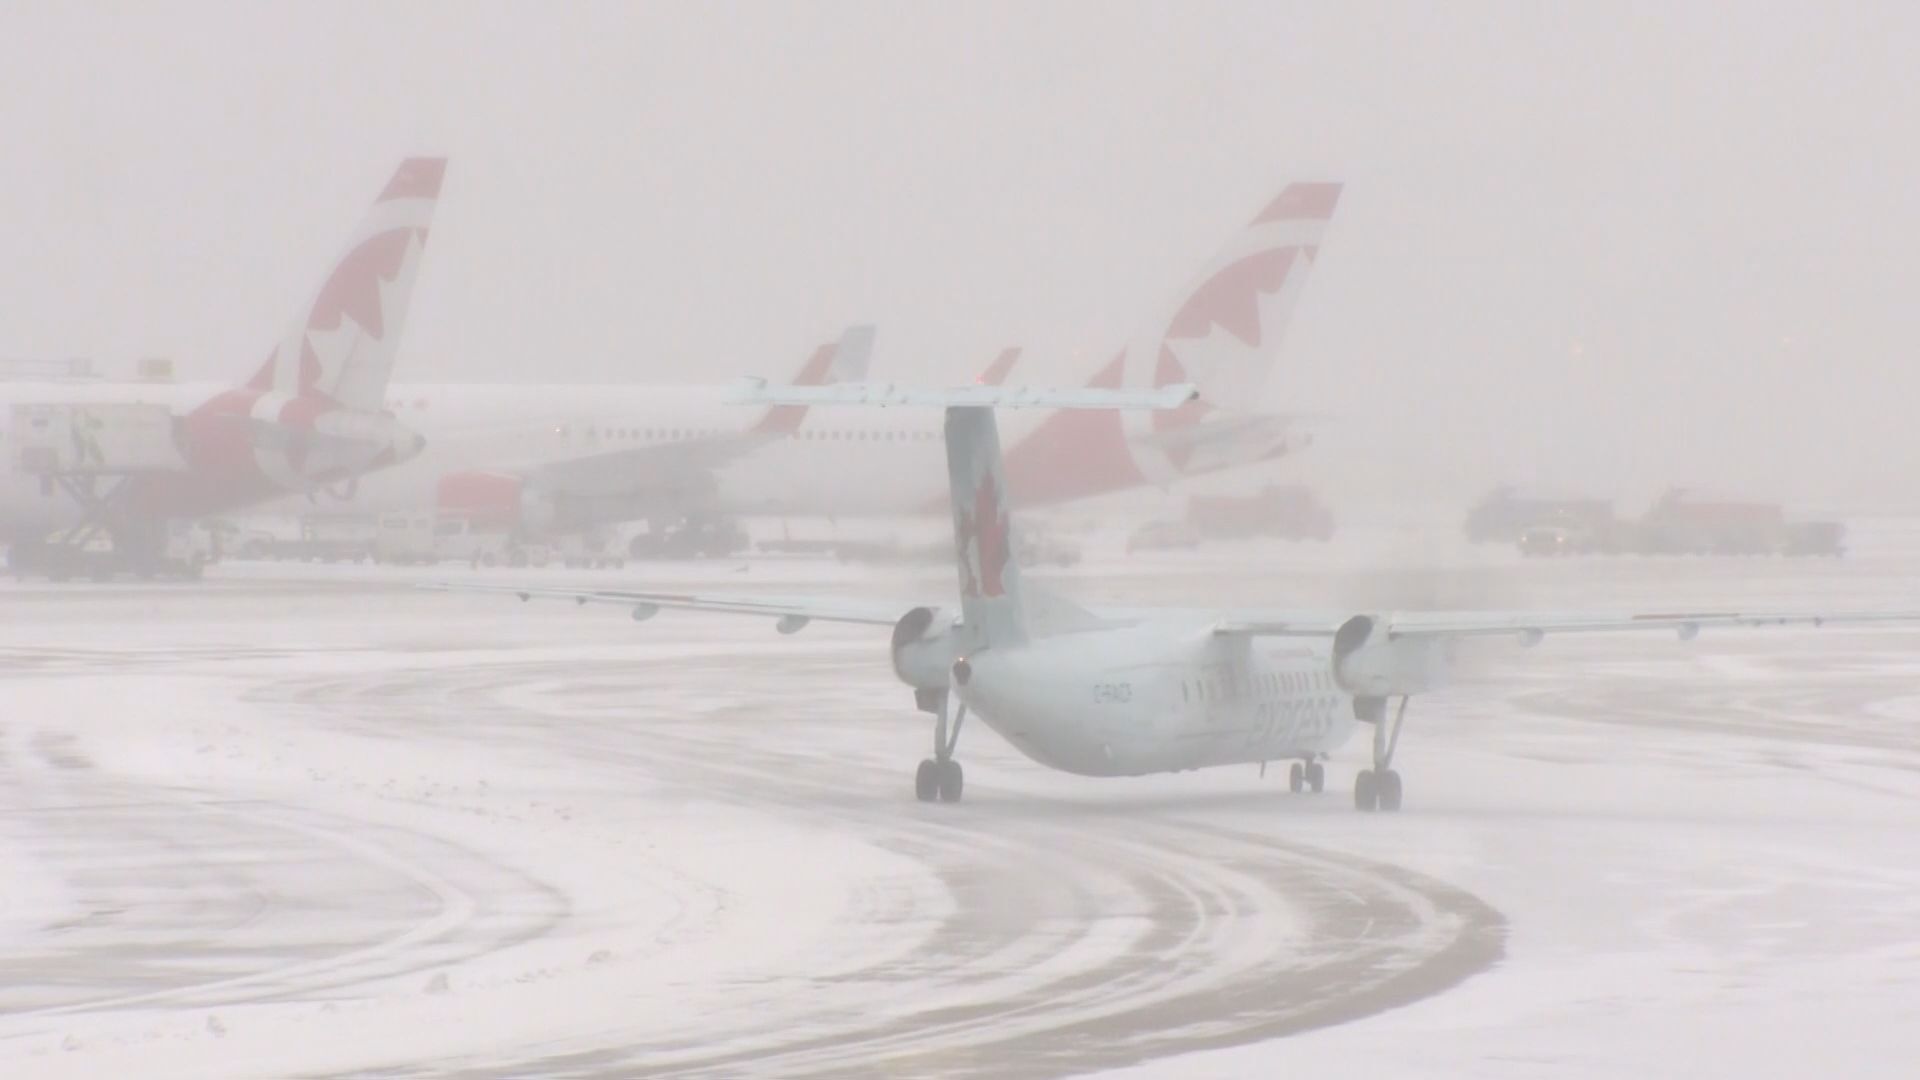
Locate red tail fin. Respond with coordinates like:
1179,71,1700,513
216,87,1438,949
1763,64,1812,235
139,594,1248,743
1002,181,1342,505
246,157,447,410
753,325,875,435
976,347,1021,386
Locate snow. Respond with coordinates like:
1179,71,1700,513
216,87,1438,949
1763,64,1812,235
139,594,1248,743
3,543,1919,1077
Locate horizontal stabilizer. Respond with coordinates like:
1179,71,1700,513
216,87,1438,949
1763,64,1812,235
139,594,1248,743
726,379,1198,411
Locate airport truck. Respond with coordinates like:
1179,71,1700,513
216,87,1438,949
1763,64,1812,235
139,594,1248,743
1465,486,1617,545
1513,488,1846,558
1631,489,1845,557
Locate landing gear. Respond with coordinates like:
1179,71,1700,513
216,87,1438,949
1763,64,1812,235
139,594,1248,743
1354,695,1412,813
1353,768,1402,812
1286,759,1325,795
914,689,968,804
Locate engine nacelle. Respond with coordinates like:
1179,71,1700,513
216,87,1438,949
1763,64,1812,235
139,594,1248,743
890,606,969,690
1331,614,1450,698
307,408,426,472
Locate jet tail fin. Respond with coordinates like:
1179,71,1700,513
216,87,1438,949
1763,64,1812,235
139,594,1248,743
1146,180,1342,406
977,347,1021,386
246,157,447,412
753,324,876,435
829,324,875,382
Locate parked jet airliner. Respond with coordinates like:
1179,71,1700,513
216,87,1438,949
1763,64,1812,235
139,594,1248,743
437,381,1920,811
1,158,445,572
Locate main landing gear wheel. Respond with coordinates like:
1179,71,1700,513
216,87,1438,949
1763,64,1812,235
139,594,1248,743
1353,768,1404,812
1376,769,1403,812
1353,694,1413,813
1288,762,1305,793
1306,761,1325,793
937,759,964,803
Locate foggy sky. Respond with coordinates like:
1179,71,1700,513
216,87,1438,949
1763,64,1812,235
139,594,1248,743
4,1,1918,510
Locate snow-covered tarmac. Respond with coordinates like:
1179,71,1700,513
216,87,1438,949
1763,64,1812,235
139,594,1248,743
3,541,1919,1077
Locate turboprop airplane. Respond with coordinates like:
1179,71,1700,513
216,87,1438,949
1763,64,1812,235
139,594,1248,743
431,381,1920,811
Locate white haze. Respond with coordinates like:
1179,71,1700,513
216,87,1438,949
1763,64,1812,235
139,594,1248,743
3,1,1918,512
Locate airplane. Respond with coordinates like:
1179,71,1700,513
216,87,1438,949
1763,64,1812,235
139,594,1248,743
431,380,1920,811
424,324,879,546
290,181,1342,549
1,157,445,575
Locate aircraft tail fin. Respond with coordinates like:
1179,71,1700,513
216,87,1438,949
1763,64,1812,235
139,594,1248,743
977,347,1021,386
998,181,1340,504
1144,180,1341,407
829,324,875,382
754,324,876,435
246,157,447,412
945,405,1028,647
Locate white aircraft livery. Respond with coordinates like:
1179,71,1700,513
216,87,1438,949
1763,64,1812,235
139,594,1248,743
436,382,1920,811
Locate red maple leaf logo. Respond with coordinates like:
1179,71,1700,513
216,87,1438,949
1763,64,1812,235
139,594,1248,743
1164,247,1298,349
956,472,1012,598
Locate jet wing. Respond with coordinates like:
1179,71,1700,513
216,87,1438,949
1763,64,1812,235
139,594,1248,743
521,431,775,499
423,581,909,630
1212,609,1920,641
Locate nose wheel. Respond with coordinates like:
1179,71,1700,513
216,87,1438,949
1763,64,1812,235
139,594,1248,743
914,692,968,804
915,758,964,803
1287,760,1326,794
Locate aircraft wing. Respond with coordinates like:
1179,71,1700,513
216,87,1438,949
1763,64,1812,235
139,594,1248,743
520,431,775,499
423,581,908,629
1212,609,1920,641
